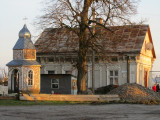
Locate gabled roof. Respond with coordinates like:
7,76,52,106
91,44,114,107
35,25,154,56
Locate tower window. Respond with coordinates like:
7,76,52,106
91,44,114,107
28,70,33,85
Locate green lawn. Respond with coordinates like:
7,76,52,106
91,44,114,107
0,99,160,106
0,100,76,106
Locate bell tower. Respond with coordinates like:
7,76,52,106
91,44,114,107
7,24,41,93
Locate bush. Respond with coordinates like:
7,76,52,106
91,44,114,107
95,85,119,94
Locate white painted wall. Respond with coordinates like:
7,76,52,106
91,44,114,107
39,56,153,89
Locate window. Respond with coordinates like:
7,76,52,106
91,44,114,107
73,81,76,87
109,70,118,85
51,79,59,89
28,70,33,85
65,71,72,74
48,71,55,74
111,57,118,62
48,58,54,62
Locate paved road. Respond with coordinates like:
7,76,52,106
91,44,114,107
0,104,160,120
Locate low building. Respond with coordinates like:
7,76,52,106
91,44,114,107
41,74,77,94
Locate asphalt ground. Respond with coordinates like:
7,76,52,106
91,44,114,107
0,104,160,120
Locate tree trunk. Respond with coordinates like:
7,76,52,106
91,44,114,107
77,0,93,94
77,31,88,94
77,58,87,94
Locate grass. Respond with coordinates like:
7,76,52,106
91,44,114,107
0,100,78,106
0,99,160,106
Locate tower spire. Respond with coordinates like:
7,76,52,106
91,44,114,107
23,17,28,24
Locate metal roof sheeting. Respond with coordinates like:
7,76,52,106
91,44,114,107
13,38,35,50
13,24,35,50
6,60,40,66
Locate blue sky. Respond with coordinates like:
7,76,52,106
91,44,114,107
0,0,160,71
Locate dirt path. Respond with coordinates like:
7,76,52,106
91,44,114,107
0,104,160,120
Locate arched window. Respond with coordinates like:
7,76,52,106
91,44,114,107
28,70,33,85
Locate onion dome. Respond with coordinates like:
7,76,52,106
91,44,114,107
13,24,35,50
19,24,31,38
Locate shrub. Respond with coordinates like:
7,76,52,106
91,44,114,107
95,85,119,94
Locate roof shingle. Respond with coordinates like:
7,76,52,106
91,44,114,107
35,25,149,55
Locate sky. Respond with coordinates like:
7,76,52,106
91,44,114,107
0,0,160,72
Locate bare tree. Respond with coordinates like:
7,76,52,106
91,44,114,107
37,0,139,94
0,68,8,86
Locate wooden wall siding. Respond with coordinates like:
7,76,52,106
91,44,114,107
40,74,72,94
24,49,36,60
13,50,23,60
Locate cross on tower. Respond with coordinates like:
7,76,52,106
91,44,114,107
23,17,28,24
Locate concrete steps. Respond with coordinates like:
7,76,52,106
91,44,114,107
20,94,120,102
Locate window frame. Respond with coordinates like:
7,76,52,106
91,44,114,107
48,71,55,74
109,70,119,85
65,70,72,74
28,70,33,86
48,58,54,62
51,79,59,89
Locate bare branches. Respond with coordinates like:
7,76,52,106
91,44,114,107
36,0,140,93
38,0,138,31
0,68,8,86
36,0,140,60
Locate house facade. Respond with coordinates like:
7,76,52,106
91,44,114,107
6,24,156,94
35,25,156,90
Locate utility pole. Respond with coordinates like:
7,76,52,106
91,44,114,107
92,1,95,94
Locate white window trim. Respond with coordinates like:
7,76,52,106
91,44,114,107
27,70,34,86
109,70,119,85
107,65,120,85
51,79,59,89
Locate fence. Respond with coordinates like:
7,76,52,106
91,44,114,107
0,85,8,95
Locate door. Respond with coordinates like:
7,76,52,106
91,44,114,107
144,70,148,87
12,69,19,93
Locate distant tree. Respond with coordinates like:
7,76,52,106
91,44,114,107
0,68,8,86
37,0,139,94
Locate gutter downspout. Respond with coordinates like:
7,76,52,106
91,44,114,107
127,56,130,83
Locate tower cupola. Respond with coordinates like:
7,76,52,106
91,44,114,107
13,24,35,50
19,24,31,38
